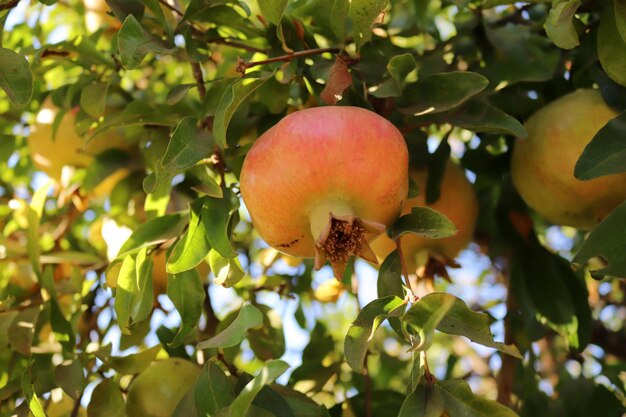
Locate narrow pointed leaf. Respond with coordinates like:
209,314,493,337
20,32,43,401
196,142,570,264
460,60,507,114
167,267,206,346
0,48,33,108
345,296,406,372
389,207,457,240
197,304,263,349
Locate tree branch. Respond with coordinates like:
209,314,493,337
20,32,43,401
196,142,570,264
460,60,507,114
363,351,372,417
0,0,19,11
497,265,518,407
190,61,206,99
237,47,341,74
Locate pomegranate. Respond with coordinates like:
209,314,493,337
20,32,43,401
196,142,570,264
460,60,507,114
372,160,478,273
240,106,409,279
511,89,626,229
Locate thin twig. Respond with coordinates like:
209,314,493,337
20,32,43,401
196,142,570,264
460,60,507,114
363,351,372,417
190,62,207,99
158,0,183,17
207,37,266,53
70,391,84,417
496,261,518,406
0,0,19,11
237,47,342,73
421,351,435,384
395,238,419,303
217,352,239,376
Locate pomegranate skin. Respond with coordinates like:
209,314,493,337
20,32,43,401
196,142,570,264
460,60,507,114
240,106,409,266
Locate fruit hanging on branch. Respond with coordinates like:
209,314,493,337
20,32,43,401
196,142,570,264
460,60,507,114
511,89,626,229
240,106,409,279
372,160,478,278
27,98,129,182
125,358,201,417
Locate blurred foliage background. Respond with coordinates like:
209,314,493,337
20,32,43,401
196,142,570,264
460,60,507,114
0,0,625,416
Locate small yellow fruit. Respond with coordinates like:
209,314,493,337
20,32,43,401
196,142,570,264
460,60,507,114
372,161,478,273
511,89,626,229
27,99,128,181
313,279,346,303
125,358,201,417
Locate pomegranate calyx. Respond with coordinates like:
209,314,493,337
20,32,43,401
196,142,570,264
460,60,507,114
313,214,385,280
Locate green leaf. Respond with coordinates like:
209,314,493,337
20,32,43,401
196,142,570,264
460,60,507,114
446,99,527,138
98,344,161,374
214,74,274,147
80,81,109,117
208,249,245,287
197,303,263,349
139,0,172,38
573,200,626,279
598,4,626,87
50,296,77,352
228,360,290,417
399,381,445,417
405,293,522,358
194,360,235,415
437,379,519,417
402,293,456,352
87,379,126,417
388,53,417,85
27,180,52,278
389,207,457,240
167,199,211,274
118,14,175,69
88,101,181,141
8,306,40,356
310,0,349,41
21,367,46,417
167,267,206,346
349,0,388,49
544,0,581,50
258,0,288,26
398,72,488,116
0,48,33,108
257,77,291,114
574,111,626,179
616,0,626,42
117,212,186,258
160,117,214,175
167,83,196,105
377,250,404,299
202,190,238,258
511,242,586,347
54,360,86,400
371,53,418,98
114,248,154,334
248,304,286,360
345,296,406,372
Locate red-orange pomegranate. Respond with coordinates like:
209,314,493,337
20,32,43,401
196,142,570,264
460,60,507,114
240,106,409,278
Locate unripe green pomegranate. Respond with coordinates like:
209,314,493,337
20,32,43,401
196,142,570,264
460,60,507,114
125,358,200,417
372,161,478,273
511,89,626,229
240,106,409,279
